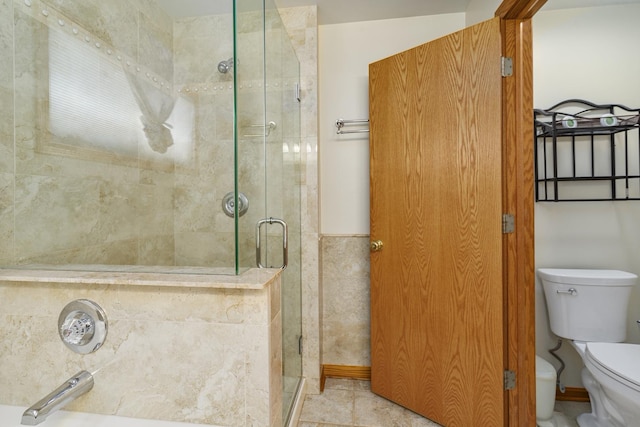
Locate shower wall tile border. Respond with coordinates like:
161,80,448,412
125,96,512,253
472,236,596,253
0,267,282,289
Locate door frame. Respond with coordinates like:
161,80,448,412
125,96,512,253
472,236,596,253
496,1,546,426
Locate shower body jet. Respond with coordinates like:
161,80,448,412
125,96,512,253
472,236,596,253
217,58,234,74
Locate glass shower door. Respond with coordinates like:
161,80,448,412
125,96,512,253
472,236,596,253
234,0,302,423
265,6,303,423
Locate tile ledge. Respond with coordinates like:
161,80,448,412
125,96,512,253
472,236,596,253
0,267,282,290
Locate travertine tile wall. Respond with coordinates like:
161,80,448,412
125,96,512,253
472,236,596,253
172,8,299,272
173,13,237,269
321,236,371,367
0,0,324,414
0,271,282,426
2,0,266,269
3,0,308,276
0,2,14,265
6,0,179,266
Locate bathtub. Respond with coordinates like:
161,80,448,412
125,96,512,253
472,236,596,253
0,405,221,427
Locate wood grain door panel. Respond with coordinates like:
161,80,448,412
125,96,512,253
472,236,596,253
369,17,504,427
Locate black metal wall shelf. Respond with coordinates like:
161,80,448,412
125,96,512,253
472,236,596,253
534,99,640,202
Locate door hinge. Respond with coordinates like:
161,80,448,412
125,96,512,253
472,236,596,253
295,83,301,102
504,370,516,390
298,335,303,355
501,57,513,77
502,213,515,234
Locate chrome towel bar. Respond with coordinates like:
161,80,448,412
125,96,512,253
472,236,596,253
335,118,369,134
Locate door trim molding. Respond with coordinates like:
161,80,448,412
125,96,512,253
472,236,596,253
496,0,547,19
500,20,536,426
497,1,546,426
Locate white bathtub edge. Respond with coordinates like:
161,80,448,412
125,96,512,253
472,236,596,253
0,405,223,427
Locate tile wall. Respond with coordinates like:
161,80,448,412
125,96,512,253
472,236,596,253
0,270,282,426
321,236,370,367
0,0,324,413
1,0,247,268
278,6,321,393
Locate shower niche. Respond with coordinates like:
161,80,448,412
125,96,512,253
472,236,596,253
535,99,640,202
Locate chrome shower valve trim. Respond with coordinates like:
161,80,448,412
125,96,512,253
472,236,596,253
58,299,108,354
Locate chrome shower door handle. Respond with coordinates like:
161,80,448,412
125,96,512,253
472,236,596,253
256,217,288,269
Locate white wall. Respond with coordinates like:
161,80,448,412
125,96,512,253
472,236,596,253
318,2,640,390
533,3,640,387
465,0,501,26
318,13,465,234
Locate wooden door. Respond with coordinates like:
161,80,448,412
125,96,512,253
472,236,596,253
369,17,504,426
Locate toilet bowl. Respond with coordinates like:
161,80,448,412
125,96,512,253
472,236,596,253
538,268,638,427
536,355,557,427
578,342,640,427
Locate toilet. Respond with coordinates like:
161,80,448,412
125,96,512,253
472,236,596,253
538,268,640,427
536,355,558,427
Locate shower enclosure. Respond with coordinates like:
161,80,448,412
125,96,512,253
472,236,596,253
0,0,302,423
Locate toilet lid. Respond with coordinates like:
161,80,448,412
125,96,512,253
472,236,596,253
586,342,640,390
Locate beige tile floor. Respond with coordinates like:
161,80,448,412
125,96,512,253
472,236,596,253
297,378,591,427
297,378,440,427
554,400,593,427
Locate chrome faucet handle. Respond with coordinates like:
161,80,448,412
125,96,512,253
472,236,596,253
58,300,108,354
60,312,95,346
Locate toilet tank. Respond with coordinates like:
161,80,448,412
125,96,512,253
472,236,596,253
538,268,637,342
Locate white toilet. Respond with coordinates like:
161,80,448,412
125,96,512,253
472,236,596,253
538,268,640,427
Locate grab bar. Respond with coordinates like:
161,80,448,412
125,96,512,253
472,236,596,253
256,217,288,269
336,118,369,134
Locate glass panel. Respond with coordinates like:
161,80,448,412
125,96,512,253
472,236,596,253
3,0,304,422
264,1,303,423
5,0,239,274
234,0,267,274
236,0,303,420
174,3,236,273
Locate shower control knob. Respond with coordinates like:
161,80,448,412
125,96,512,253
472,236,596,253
370,240,384,252
222,192,249,218
61,312,95,346
58,299,108,354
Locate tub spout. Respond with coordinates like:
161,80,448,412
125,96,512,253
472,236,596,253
21,370,94,425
